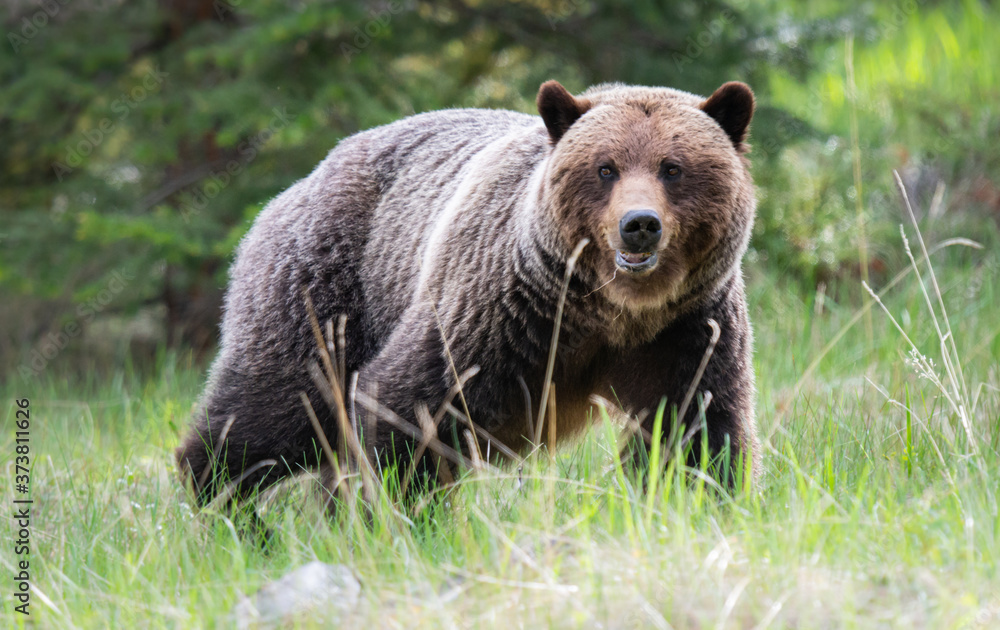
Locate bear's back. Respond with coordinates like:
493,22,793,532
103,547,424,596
219,106,545,372
347,108,545,340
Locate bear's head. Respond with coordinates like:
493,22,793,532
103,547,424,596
536,80,756,312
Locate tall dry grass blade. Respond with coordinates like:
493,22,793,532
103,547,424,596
353,389,500,474
893,170,976,451
467,504,547,576
864,377,961,500
197,413,237,491
862,280,978,463
0,556,67,619
717,577,751,630
535,237,590,445
206,459,279,512
897,227,966,420
590,394,651,465
325,317,335,369
421,285,483,463
349,371,360,435
306,361,378,503
846,33,874,347
302,288,360,495
679,391,714,451
750,593,794,630
547,384,557,459
465,429,483,470
894,172,964,380
929,180,946,221
656,319,720,461
299,392,344,490
300,390,358,516
518,375,535,443
401,403,438,495
337,313,348,394
766,237,981,443
301,290,375,483
676,319,721,425
431,366,521,462
432,366,480,424
861,282,921,352
302,287,337,387
441,403,521,461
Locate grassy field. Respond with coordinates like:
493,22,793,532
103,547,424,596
3,215,999,629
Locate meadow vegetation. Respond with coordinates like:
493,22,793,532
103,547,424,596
2,1,999,627
2,206,997,627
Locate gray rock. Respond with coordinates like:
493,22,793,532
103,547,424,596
232,561,361,628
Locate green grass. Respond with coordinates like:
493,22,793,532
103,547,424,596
3,219,999,628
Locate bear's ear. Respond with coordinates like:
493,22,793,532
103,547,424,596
537,80,590,143
700,81,755,150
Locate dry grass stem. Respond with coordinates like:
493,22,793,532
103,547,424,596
196,413,237,491
535,237,590,445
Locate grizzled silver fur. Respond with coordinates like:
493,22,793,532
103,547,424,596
177,81,761,504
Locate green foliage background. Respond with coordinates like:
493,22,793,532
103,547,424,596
1,3,999,626
1,0,997,374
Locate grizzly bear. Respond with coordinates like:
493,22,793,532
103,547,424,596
177,80,760,506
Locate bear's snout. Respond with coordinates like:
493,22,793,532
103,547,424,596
618,209,662,252
614,209,663,273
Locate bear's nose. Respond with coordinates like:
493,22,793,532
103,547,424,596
619,210,662,252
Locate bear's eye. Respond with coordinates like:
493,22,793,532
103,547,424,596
598,165,617,180
662,163,682,181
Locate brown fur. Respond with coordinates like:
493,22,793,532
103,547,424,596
176,80,761,507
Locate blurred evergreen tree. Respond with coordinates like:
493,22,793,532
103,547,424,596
0,0,839,368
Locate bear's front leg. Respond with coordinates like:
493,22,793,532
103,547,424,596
602,276,760,487
351,306,467,497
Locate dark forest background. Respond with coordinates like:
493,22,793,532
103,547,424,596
2,0,997,379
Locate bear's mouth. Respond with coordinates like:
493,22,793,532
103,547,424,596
615,250,657,273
